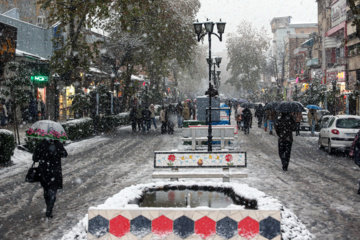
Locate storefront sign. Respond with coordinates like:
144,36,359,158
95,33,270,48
0,22,17,61
31,75,49,83
331,0,347,28
337,71,345,81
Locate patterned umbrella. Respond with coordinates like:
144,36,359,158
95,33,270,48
26,120,68,141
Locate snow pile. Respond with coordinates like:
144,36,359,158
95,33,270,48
0,129,14,135
61,181,314,240
62,118,93,127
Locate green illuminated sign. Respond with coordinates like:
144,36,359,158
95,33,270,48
31,75,49,83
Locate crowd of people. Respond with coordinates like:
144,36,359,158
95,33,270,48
129,100,197,134
0,97,46,129
233,101,322,172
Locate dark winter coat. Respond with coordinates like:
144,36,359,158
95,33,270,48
33,140,68,189
350,130,360,167
142,108,151,121
241,108,252,124
130,107,137,122
274,114,297,142
176,103,183,116
255,105,264,119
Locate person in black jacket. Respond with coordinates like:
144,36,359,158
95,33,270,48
255,104,264,128
241,108,252,134
33,139,68,218
129,106,137,132
142,106,151,132
274,112,297,171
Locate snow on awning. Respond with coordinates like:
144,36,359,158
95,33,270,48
131,75,146,81
89,67,108,75
15,49,49,61
300,38,314,48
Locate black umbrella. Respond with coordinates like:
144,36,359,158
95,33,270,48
263,102,280,111
275,101,306,113
240,102,256,109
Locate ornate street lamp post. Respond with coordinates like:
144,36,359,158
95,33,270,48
208,57,222,89
193,19,226,152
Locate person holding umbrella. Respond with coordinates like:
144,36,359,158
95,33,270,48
307,107,320,136
29,121,69,218
274,112,297,171
274,102,303,172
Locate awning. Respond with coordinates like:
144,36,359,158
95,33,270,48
294,47,307,55
15,49,49,61
89,67,108,75
324,37,339,49
301,38,314,48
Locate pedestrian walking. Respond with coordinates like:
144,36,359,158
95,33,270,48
182,101,190,121
255,104,264,128
160,106,167,134
167,105,175,134
274,112,297,171
265,110,277,135
176,101,183,128
292,112,303,136
1,99,8,127
142,105,151,132
6,99,13,125
149,104,157,129
32,139,68,218
191,101,196,120
236,105,244,131
307,109,318,136
136,105,144,132
29,98,38,123
242,107,252,134
130,106,137,132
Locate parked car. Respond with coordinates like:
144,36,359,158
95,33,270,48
316,114,332,132
318,115,360,154
300,109,309,131
315,110,331,132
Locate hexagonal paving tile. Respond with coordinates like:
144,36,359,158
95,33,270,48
195,216,216,239
152,215,173,237
130,215,152,238
260,217,281,239
88,215,109,238
173,216,194,239
238,216,259,239
216,217,238,239
109,215,130,237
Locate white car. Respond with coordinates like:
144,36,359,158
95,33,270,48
300,108,310,131
318,115,360,154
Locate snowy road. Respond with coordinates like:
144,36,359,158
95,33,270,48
0,121,360,239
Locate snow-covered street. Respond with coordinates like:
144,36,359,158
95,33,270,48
1,119,360,239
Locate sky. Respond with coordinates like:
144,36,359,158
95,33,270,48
197,0,318,53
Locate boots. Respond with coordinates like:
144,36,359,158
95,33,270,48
46,200,55,218
269,131,273,135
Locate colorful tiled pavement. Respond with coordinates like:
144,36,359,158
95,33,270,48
88,209,281,239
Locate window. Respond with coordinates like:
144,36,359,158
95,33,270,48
328,117,335,127
336,118,360,128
